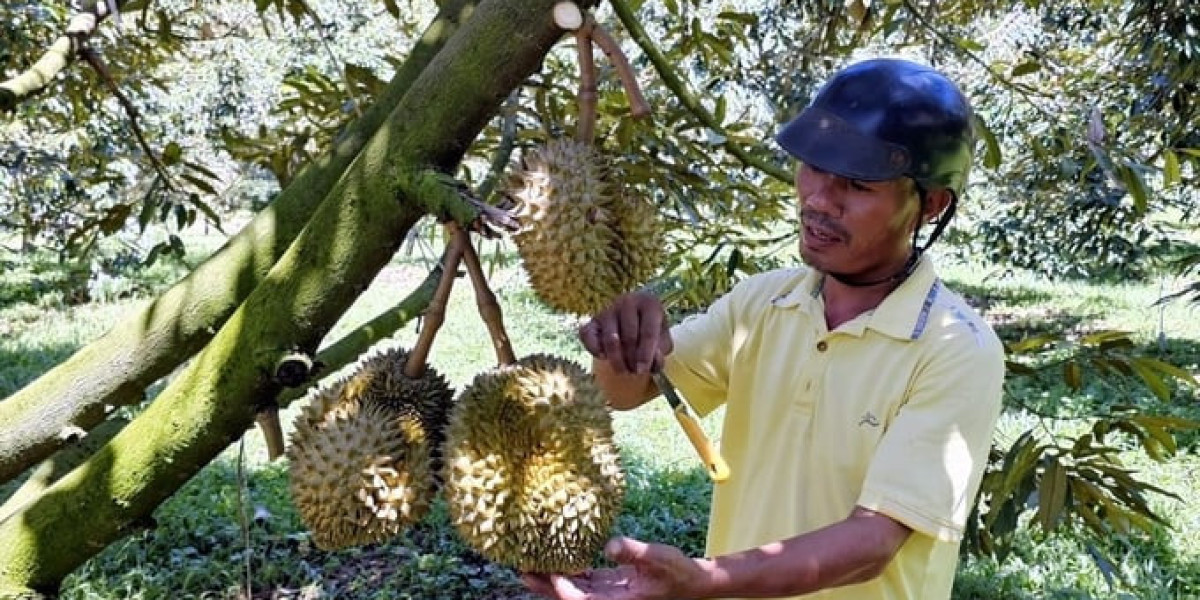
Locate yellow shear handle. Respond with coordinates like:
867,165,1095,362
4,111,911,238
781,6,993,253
672,405,731,483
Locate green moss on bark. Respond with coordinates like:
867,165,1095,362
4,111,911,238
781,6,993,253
0,0,569,592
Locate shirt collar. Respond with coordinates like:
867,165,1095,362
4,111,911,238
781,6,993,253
769,255,941,341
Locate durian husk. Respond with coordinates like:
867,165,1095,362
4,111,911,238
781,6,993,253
286,348,454,550
443,354,625,573
508,139,662,315
342,347,456,478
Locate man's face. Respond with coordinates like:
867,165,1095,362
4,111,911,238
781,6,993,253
794,163,923,280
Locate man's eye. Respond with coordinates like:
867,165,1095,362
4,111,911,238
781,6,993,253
850,180,873,192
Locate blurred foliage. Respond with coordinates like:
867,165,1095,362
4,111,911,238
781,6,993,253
966,329,1198,571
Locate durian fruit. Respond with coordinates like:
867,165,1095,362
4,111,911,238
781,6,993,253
341,347,456,478
443,354,625,573
287,348,454,550
508,138,662,315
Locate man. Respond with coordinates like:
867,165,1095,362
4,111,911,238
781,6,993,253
523,58,1005,600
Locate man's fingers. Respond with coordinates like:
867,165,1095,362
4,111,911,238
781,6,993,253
550,574,590,600
522,573,555,597
634,306,665,374
616,298,645,372
578,320,604,358
604,536,653,564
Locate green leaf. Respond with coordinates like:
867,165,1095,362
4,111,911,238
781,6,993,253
1063,361,1083,391
1006,333,1057,354
1037,456,1068,532
972,114,1002,169
382,0,400,19
716,11,757,26
1163,150,1181,187
1080,330,1132,346
1010,61,1041,77
1128,358,1172,401
162,141,182,166
1134,357,1197,386
180,173,218,196
1119,163,1151,215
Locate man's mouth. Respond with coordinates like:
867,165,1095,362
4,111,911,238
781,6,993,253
803,222,844,245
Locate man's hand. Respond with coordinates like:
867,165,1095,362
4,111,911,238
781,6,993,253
522,537,708,600
579,293,672,375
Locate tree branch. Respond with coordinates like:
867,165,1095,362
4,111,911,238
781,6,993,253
607,0,792,184
0,2,113,112
0,0,481,486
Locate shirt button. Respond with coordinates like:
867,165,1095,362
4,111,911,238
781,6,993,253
816,341,828,352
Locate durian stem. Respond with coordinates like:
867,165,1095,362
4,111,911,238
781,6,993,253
588,16,650,119
451,222,517,366
404,230,466,379
574,20,598,144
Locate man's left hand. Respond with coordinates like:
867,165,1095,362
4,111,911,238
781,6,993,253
521,537,706,600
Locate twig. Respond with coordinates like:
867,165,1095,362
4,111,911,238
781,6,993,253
236,437,253,600
607,0,792,184
404,227,466,378
575,20,599,143
450,222,516,366
586,16,650,120
477,90,522,203
79,46,174,187
899,0,1057,124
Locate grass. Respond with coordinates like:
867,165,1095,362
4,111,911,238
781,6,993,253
1,235,1198,599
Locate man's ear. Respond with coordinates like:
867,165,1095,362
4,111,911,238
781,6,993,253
923,188,953,223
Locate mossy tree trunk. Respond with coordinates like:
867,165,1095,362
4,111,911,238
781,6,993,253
0,0,572,594
0,0,479,486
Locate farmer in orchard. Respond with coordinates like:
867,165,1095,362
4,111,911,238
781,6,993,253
524,57,1005,600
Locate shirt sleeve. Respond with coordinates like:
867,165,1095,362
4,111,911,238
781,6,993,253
857,325,1005,542
662,288,741,417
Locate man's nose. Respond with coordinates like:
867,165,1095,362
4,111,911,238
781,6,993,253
801,177,840,213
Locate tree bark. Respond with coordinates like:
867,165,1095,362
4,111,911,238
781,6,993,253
0,0,569,594
0,0,479,486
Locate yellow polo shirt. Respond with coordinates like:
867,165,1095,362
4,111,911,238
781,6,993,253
663,256,1004,599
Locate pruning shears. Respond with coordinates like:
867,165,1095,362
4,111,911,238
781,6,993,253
651,370,731,483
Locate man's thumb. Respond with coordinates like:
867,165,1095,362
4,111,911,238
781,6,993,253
605,536,651,564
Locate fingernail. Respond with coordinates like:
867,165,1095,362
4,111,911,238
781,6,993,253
635,361,649,373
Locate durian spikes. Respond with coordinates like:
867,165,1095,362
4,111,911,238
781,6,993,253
508,139,663,315
288,347,456,549
287,376,438,550
444,354,625,573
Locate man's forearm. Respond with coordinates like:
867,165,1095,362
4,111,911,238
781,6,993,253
694,508,911,598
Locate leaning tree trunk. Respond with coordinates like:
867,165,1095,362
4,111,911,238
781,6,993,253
0,0,572,594
0,0,479,486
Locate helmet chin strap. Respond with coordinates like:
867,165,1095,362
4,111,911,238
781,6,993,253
825,187,957,288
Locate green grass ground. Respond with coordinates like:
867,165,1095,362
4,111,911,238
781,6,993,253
0,234,1197,599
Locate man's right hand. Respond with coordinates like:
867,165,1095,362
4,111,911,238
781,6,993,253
579,292,673,375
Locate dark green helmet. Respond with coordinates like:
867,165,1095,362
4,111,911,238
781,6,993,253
776,58,974,200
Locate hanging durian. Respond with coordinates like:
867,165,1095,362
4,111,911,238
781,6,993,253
507,140,663,316
506,11,660,316
443,354,624,573
287,378,435,550
342,347,456,478
288,345,456,548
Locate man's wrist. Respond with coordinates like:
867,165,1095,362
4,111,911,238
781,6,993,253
689,557,728,599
